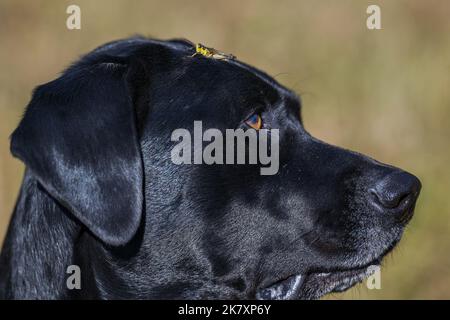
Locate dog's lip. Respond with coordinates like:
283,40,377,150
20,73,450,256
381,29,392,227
256,260,381,300
255,274,305,300
304,262,380,296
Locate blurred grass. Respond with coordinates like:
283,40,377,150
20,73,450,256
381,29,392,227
0,0,449,299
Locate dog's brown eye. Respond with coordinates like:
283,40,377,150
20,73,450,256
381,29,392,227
245,114,262,130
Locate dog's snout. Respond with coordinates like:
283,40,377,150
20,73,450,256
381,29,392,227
369,171,421,214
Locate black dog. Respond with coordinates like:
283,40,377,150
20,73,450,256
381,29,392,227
0,37,421,299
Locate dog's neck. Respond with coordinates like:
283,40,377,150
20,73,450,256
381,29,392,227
0,171,201,299
0,171,81,299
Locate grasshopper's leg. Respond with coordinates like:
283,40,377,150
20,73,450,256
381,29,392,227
211,52,227,60
213,54,234,61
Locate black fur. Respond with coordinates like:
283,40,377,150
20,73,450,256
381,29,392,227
0,37,421,299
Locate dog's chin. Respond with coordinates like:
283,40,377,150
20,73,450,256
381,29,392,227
256,259,381,300
255,216,409,300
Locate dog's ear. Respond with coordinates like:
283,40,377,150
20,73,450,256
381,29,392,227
10,57,143,246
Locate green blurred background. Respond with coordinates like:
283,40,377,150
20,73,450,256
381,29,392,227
0,0,449,299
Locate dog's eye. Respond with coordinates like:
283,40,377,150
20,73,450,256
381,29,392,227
245,114,262,130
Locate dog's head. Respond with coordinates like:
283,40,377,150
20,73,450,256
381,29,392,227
10,38,421,299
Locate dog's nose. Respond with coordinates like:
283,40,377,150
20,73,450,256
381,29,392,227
370,171,421,212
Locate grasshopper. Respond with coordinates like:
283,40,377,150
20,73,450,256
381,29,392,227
191,43,236,60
